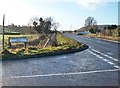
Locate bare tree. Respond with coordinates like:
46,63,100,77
85,16,97,27
44,17,53,35
52,22,60,33
85,16,98,33
29,17,39,26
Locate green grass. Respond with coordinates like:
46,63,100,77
56,32,81,48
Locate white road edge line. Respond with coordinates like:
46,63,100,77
91,49,119,62
88,50,103,59
11,69,119,79
97,41,109,44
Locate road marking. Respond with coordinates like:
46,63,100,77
103,54,118,62
102,59,109,62
91,49,119,62
97,41,109,44
88,50,103,59
102,59,119,69
11,69,119,79
107,61,115,65
107,52,113,55
89,46,92,48
114,66,119,69
60,56,68,59
90,49,120,69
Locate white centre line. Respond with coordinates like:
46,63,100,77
97,41,109,44
11,69,119,79
91,49,119,62
89,49,119,69
102,59,119,69
103,59,109,62
114,66,119,69
107,61,115,65
88,50,103,59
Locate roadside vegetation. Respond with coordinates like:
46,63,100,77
83,25,120,42
0,15,87,60
0,34,40,48
76,16,120,42
56,32,81,48
0,16,88,60
83,33,119,42
1,32,86,60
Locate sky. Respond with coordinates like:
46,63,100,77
0,0,119,31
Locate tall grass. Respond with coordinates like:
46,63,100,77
56,32,81,47
84,34,119,41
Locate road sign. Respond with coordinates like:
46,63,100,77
9,37,27,43
8,37,27,48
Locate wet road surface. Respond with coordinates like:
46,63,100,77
1,33,120,86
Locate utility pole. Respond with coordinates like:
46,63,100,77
2,14,5,50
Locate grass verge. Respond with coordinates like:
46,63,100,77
82,34,119,42
1,33,88,61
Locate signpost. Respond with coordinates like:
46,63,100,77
2,14,5,50
8,37,27,48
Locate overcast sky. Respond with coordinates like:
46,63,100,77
0,0,119,30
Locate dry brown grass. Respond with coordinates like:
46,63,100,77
83,34,119,41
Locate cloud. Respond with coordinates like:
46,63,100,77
75,0,119,11
75,0,106,11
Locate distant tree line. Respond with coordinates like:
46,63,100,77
5,24,37,34
84,16,120,37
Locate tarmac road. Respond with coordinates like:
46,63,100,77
1,33,120,86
